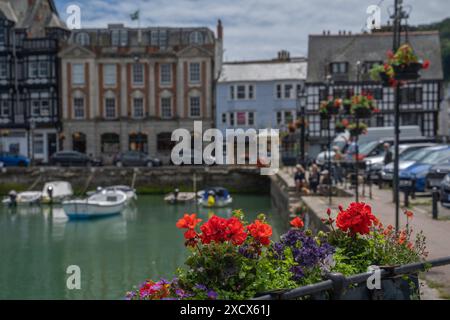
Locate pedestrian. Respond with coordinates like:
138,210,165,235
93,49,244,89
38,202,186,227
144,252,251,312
309,164,321,194
294,164,308,194
383,143,393,165
332,145,344,185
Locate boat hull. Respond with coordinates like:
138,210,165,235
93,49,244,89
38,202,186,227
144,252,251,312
198,197,233,208
63,202,126,220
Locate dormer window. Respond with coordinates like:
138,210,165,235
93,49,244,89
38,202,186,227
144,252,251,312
75,33,90,46
189,31,204,45
330,62,348,75
111,29,128,47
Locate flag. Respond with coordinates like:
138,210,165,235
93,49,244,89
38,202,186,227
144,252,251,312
130,10,140,21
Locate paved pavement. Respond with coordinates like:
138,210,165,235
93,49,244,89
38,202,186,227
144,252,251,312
282,168,450,299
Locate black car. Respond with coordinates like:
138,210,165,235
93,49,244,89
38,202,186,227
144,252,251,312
440,174,450,207
426,160,450,190
113,151,162,167
50,151,102,167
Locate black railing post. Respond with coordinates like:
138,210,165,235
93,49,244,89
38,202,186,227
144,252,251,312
404,189,409,208
327,273,346,300
432,187,439,220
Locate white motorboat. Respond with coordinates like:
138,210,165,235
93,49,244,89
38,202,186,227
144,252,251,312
2,191,42,206
62,190,128,219
41,181,74,204
87,185,137,202
164,192,196,204
198,187,233,208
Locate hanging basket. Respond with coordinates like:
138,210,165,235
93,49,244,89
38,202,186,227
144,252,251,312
353,107,372,119
379,72,392,87
343,103,352,115
393,63,422,81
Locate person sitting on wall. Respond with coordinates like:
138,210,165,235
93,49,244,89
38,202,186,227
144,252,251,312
294,164,309,194
318,170,332,195
308,164,321,194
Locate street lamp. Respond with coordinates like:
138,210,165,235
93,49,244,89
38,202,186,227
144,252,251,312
325,75,333,205
355,60,362,203
297,87,307,166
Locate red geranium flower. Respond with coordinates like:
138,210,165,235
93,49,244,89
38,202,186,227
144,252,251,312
247,219,272,246
404,210,414,219
199,215,247,245
422,60,430,70
184,229,197,240
336,202,377,235
176,214,202,230
290,216,305,229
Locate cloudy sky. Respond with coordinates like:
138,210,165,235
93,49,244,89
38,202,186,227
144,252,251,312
55,0,450,61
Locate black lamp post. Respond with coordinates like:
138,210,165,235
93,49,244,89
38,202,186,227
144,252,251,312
355,61,362,203
325,75,333,205
297,87,307,166
392,0,409,231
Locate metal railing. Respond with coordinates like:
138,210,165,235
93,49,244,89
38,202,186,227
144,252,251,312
253,256,450,300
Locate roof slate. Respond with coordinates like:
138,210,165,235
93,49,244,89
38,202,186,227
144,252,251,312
307,31,443,82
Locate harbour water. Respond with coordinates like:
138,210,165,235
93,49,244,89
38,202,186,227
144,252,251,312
0,195,285,299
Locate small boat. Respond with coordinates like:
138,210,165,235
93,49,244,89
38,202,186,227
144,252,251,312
198,187,233,208
41,181,74,204
62,190,128,220
2,191,42,206
87,185,137,202
164,191,196,204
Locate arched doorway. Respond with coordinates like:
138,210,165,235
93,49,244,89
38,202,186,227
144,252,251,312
129,132,148,153
101,133,120,155
72,132,86,153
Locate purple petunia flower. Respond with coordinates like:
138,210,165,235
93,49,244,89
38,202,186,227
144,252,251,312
207,290,218,300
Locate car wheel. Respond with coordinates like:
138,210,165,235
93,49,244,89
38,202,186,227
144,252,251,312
116,161,123,168
147,161,153,168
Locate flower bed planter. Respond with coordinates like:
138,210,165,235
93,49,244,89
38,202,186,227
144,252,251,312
393,63,422,81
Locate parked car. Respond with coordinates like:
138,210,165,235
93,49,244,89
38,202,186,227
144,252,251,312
426,160,450,190
0,152,30,167
316,126,425,166
50,151,102,167
440,174,450,207
114,151,162,167
365,143,436,181
399,146,450,193
382,145,444,184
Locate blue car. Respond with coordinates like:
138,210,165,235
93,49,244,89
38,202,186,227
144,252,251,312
399,146,450,192
0,152,30,167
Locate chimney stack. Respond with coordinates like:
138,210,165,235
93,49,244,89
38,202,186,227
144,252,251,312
217,19,223,40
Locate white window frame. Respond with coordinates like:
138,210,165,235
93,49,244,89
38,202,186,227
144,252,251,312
189,62,201,83
133,97,144,118
276,110,296,125
160,63,172,85
103,64,117,86
73,96,85,119
132,63,144,86
227,111,255,127
161,96,172,119
76,33,90,46
189,96,201,118
104,96,116,119
0,96,10,117
30,99,50,117
229,84,255,100
72,63,85,85
275,83,296,100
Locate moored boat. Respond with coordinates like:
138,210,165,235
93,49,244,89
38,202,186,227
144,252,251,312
2,191,42,206
164,191,196,204
41,181,74,204
87,185,137,202
62,190,128,220
198,187,233,208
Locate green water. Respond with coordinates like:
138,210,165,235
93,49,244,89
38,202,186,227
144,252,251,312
0,195,285,300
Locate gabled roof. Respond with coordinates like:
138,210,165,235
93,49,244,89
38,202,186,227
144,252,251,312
218,59,307,83
307,31,443,82
0,0,67,31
